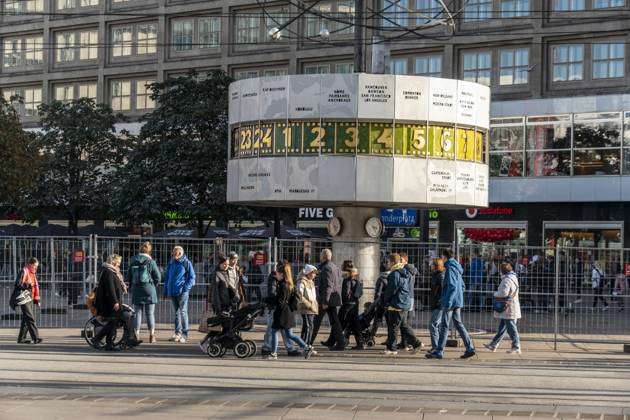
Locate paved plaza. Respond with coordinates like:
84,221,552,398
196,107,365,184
0,327,629,420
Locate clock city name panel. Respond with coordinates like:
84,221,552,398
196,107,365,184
227,73,490,209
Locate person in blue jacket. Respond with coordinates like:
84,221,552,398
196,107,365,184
426,248,476,360
163,246,196,343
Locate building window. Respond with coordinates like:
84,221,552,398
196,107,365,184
172,16,220,52
592,43,624,79
264,8,289,39
593,0,624,7
55,30,98,63
336,1,355,34
234,67,288,80
135,80,155,110
383,0,410,27
111,81,131,111
336,62,354,73
172,20,193,51
112,23,157,58
57,33,75,62
306,3,332,37
552,44,583,82
4,87,43,118
5,0,43,14
55,85,74,103
235,14,260,45
462,51,491,86
199,17,220,48
464,0,492,21
414,55,441,76
417,0,442,23
304,64,330,74
79,82,97,100
500,0,529,17
553,0,585,10
499,48,529,85
489,118,525,177
56,0,98,9
79,31,98,60
54,82,97,103
391,58,408,74
3,36,43,69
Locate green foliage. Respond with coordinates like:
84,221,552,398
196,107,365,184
28,98,130,233
0,96,40,212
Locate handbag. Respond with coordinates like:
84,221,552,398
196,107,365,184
493,279,518,313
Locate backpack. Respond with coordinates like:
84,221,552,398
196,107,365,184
130,258,152,284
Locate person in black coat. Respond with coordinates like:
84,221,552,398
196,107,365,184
211,254,238,335
310,249,346,350
339,261,364,350
399,252,419,349
265,263,313,360
93,254,140,350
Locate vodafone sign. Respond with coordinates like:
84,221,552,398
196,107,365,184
465,207,514,219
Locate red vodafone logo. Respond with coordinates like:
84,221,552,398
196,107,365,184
465,208,478,219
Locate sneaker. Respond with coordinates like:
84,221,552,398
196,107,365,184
425,352,442,359
410,342,424,354
382,349,398,356
178,336,187,344
507,347,521,354
304,346,314,360
311,348,318,356
267,353,278,360
460,350,476,359
483,343,497,352
169,334,181,342
149,335,156,344
33,338,43,345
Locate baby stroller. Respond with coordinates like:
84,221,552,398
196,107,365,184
84,304,136,351
353,302,382,348
200,302,265,358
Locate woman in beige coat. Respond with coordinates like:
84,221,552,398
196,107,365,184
484,262,522,354
297,264,319,353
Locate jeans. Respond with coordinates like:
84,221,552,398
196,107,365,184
263,311,295,352
435,307,474,356
170,291,189,336
385,310,420,351
489,318,520,349
270,328,308,355
133,303,155,332
300,314,314,345
428,308,444,350
18,301,40,342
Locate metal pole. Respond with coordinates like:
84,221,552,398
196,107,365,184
50,238,56,297
354,0,364,72
11,237,17,280
554,244,560,351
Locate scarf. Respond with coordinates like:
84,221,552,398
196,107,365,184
22,266,40,303
390,262,405,271
103,262,127,294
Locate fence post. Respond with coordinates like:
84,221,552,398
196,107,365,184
50,237,56,296
554,244,560,351
11,236,17,280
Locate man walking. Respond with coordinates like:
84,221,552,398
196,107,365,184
426,248,476,360
398,252,419,350
164,246,196,343
311,249,345,350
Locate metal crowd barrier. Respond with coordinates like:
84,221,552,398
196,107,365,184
1,235,628,346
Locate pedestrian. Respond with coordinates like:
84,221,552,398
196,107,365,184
127,241,161,343
227,252,246,306
261,263,298,357
211,254,238,334
382,253,423,355
613,263,627,311
93,254,141,350
591,260,609,311
10,257,42,344
312,249,346,350
428,257,445,353
339,261,364,350
296,264,319,353
426,249,476,360
163,246,196,343
484,263,522,354
399,252,418,350
266,262,314,360
371,262,390,340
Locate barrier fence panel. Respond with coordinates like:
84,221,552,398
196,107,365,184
1,235,629,345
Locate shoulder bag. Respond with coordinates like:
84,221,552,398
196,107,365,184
493,279,518,313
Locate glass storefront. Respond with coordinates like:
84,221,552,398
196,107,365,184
490,112,629,177
543,222,622,249
455,221,527,246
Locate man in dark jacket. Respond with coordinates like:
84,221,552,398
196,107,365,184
383,253,423,355
399,252,419,350
340,265,364,349
369,265,390,338
311,249,346,350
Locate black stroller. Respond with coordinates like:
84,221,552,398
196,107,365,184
353,301,383,348
200,302,265,358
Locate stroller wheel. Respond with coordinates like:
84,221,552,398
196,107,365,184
207,343,224,358
366,339,375,347
244,340,257,357
234,341,250,359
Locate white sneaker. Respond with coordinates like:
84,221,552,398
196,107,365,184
506,348,521,354
169,334,181,342
178,336,187,343
483,343,497,352
382,350,398,356
267,353,278,360
311,349,318,356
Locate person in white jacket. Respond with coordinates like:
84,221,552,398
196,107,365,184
484,262,522,354
296,264,319,354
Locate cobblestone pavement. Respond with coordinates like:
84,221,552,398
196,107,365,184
0,328,629,420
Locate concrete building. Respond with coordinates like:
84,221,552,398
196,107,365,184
2,0,630,247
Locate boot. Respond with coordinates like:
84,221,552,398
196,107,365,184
149,329,156,343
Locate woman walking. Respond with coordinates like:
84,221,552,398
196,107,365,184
267,262,314,360
296,264,319,353
428,257,445,353
127,241,161,343
484,262,522,354
12,257,42,344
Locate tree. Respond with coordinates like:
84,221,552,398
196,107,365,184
0,96,41,213
28,98,130,234
114,71,256,237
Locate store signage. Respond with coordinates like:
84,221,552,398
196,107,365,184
625,264,630,277
381,209,418,226
428,210,440,220
298,208,334,220
465,207,514,219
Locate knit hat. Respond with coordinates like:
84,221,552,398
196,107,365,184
303,264,318,275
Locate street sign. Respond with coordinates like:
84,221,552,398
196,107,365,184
381,209,418,226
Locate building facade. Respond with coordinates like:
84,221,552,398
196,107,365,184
2,0,630,247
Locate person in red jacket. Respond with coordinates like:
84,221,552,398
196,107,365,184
16,257,42,344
